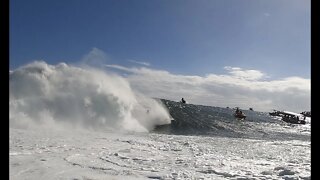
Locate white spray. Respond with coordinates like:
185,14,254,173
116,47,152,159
9,61,171,132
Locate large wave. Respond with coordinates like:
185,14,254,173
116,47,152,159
9,61,171,132
154,99,310,141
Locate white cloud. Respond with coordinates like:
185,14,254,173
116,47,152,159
105,64,310,113
81,47,109,67
128,59,151,66
224,66,265,80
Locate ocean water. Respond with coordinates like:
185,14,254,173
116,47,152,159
9,62,310,179
155,99,310,142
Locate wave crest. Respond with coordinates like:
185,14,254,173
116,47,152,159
10,61,171,132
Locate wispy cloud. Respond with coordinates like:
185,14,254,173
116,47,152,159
104,64,138,73
105,64,310,112
128,59,151,66
81,47,109,66
224,66,265,80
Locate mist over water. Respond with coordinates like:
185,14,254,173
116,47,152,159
9,62,310,180
9,61,171,132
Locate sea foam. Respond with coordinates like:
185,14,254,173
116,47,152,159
9,61,171,132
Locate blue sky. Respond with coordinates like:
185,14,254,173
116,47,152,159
10,0,310,79
9,0,311,112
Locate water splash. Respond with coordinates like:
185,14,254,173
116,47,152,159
9,61,171,132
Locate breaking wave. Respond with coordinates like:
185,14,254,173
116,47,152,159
9,61,310,141
9,61,171,132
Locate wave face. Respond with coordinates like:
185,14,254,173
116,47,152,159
154,99,310,141
9,61,171,132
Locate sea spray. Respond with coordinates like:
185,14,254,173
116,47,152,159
9,61,171,132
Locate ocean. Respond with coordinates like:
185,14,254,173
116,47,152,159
10,62,310,179
155,99,310,142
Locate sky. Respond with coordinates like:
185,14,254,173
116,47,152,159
10,0,310,112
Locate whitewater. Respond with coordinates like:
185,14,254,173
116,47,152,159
10,62,310,179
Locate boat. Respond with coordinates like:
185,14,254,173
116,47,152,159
272,111,306,124
282,116,306,124
233,107,246,119
234,112,246,119
269,110,281,116
300,111,311,117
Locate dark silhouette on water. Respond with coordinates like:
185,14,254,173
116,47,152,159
234,107,246,119
181,98,186,104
